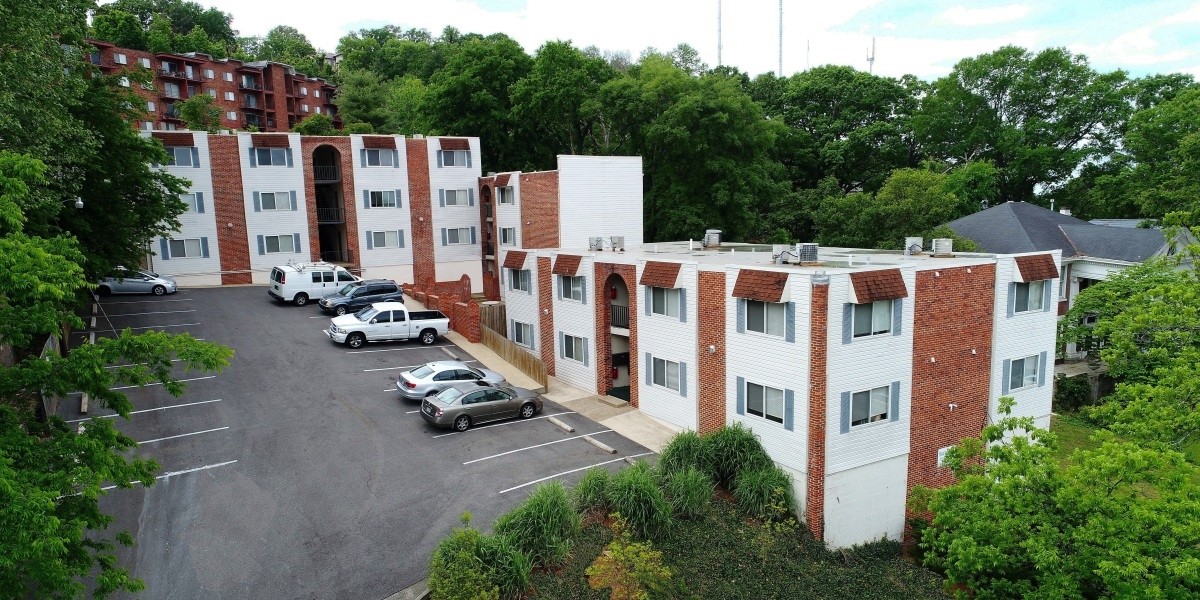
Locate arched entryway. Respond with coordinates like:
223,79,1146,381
312,145,348,263
600,272,631,400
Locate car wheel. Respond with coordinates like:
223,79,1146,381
420,329,436,345
294,293,309,307
346,333,365,349
97,285,111,296
152,285,166,296
453,415,471,432
334,305,348,316
519,403,536,419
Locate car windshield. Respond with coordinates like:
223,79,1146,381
409,365,434,379
356,307,379,322
334,284,357,297
467,367,485,378
142,271,158,278
435,387,464,405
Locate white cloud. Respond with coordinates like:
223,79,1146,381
1071,26,1189,67
1161,2,1200,24
937,4,1030,27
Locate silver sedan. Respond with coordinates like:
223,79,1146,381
396,361,506,401
421,382,543,431
97,267,178,296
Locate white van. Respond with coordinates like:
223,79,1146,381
268,261,361,306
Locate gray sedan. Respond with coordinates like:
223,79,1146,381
420,382,543,431
97,267,178,296
396,361,505,401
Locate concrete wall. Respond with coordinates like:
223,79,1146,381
823,454,909,548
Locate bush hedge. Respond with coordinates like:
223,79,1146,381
493,481,580,567
659,430,708,475
428,524,500,600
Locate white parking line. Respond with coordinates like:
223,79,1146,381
406,410,420,414
499,452,655,494
100,459,238,491
107,309,197,317
346,344,452,354
66,399,222,423
110,375,215,391
431,412,578,438
138,426,229,445
309,315,329,319
125,322,201,330
464,430,614,465
363,359,477,373
99,298,194,304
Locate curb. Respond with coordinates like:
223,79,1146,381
547,416,574,433
381,579,429,600
584,435,617,454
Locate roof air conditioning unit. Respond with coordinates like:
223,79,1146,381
610,236,625,251
588,236,605,251
772,244,792,264
703,229,723,248
796,243,819,263
932,238,953,256
904,237,924,255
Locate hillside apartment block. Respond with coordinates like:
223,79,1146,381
495,238,1059,548
88,40,339,132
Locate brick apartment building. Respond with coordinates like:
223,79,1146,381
89,40,339,132
498,239,1059,548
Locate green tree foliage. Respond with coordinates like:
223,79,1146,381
96,0,235,52
510,41,616,163
333,69,392,132
291,112,336,136
179,92,222,133
1111,88,1200,218
177,25,222,56
91,9,147,50
912,398,1200,598
815,168,964,248
258,25,324,75
335,26,443,81
146,12,175,54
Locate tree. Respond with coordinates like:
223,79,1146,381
912,398,1200,599
259,25,322,75
91,8,147,50
510,41,616,165
177,25,221,56
292,112,336,136
333,69,392,132
179,92,222,133
814,168,962,248
384,75,433,135
146,12,175,54
97,0,235,51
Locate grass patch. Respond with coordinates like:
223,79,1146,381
493,482,580,567
1051,413,1200,486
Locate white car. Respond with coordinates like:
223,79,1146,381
325,302,450,348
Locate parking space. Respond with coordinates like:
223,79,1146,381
65,285,651,599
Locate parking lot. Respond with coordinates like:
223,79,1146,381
58,285,651,599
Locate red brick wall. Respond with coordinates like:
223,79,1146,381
907,265,996,520
537,257,556,376
407,139,436,288
479,178,501,300
806,280,830,541
300,137,360,264
519,171,559,249
208,135,251,284
593,263,638,407
697,270,726,433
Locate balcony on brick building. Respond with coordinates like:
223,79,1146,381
162,105,181,120
316,207,344,224
313,164,339,182
244,114,264,129
610,304,629,329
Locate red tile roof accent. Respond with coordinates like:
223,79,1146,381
732,269,789,302
250,134,290,148
552,254,582,276
439,137,470,151
361,135,396,149
151,132,194,147
850,269,908,303
639,261,681,288
502,250,528,270
494,173,511,187
1015,254,1060,282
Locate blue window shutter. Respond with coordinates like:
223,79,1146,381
397,230,405,248
583,340,589,366
736,377,745,415
440,228,448,246
559,332,565,359
248,148,257,168
365,231,373,250
285,148,293,167
840,392,851,434
842,304,853,344
890,381,900,422
678,362,687,397
466,151,472,168
509,319,514,340
1007,282,1017,317
292,233,301,254
784,389,795,431
468,188,475,206
395,189,403,208
392,149,399,169
679,288,687,323
362,190,370,209
645,352,652,386
257,235,265,255
645,286,652,316
359,149,366,167
190,147,200,167
439,189,446,207
785,301,796,343
1038,352,1048,387
253,191,261,212
470,227,477,245
580,277,586,304
736,298,746,333
200,237,209,258
289,190,297,211
1002,359,1012,395
195,192,205,214
1042,281,1053,312
892,298,903,336
159,238,170,260
436,150,444,168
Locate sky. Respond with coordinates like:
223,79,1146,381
183,0,1200,80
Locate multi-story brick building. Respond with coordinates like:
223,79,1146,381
498,239,1059,548
88,40,340,132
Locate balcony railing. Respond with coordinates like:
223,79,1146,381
313,165,339,181
611,304,629,329
162,107,181,119
321,249,349,263
243,101,261,110
316,207,344,223
244,116,263,128
161,90,181,99
483,243,495,256
159,68,197,80
240,81,262,90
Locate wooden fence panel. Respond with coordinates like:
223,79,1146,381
480,324,547,389
480,302,507,336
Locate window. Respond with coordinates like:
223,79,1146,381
226,111,237,121
114,53,127,65
497,186,514,204
746,382,785,424
513,322,533,348
255,147,288,166
559,275,584,302
853,299,893,337
500,227,516,246
937,446,953,468
140,121,153,131
372,230,402,248
563,334,586,362
163,82,181,99
204,68,214,79
364,148,394,167
443,189,470,206
138,57,151,68
243,93,258,108
119,76,130,87
302,104,309,113
444,227,472,245
207,89,217,98
224,72,233,82
369,190,397,208
442,150,470,166
651,287,680,318
259,191,290,211
263,234,296,254
162,122,178,131
851,385,890,427
146,101,156,112
180,193,201,212
312,271,334,284
165,147,192,166
224,91,235,101
508,268,531,292
315,106,322,114
168,238,202,258
1009,354,1040,391
746,300,785,336
652,357,680,392
241,74,255,88
1014,280,1045,313
314,89,321,98
300,86,308,95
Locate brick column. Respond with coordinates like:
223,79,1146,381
593,263,637,400
406,139,435,286
537,257,556,376
697,270,726,433
806,279,829,541
208,135,252,284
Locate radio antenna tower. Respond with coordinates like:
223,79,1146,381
717,0,723,66
867,37,876,73
778,0,783,76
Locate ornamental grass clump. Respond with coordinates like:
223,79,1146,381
493,481,580,567
704,423,773,490
608,461,672,538
476,532,532,599
573,467,611,514
734,465,797,523
664,466,714,520
658,430,708,475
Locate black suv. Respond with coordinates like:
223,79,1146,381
318,279,404,315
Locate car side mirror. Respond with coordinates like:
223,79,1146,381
369,319,377,324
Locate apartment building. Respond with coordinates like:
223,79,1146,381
147,131,482,291
88,40,340,133
499,240,1059,548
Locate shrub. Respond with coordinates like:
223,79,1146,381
733,465,796,522
574,467,611,513
428,521,500,600
608,461,672,538
704,423,773,489
1053,373,1093,413
659,430,708,475
664,466,713,520
586,515,673,600
477,533,531,599
493,481,580,567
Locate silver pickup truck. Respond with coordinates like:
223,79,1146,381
324,301,450,348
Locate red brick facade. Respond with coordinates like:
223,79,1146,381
406,139,436,288
519,171,560,249
478,176,502,301
300,137,360,264
806,280,830,541
537,257,556,376
697,270,726,433
593,263,638,407
207,135,251,284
